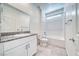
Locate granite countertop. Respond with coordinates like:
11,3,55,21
0,32,38,43
1,31,30,36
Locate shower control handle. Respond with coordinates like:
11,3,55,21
69,38,75,42
65,19,72,24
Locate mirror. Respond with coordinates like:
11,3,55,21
0,3,30,33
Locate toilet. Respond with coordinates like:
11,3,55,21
40,38,48,47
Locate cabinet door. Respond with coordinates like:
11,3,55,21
4,38,28,51
4,43,28,56
0,43,4,56
28,36,37,56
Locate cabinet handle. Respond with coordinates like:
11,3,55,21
65,22,67,24
69,38,75,42
26,45,28,49
26,44,30,49
27,44,30,48
68,19,72,22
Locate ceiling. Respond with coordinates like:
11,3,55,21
9,3,64,14
33,3,64,13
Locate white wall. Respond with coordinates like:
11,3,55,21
30,4,41,35
41,7,46,37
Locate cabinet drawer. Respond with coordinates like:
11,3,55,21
4,39,25,51
4,43,28,56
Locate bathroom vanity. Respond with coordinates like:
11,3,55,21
0,33,37,56
0,3,38,56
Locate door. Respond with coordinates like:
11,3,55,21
76,3,79,55
65,4,77,56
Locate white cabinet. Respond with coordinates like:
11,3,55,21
3,35,37,56
3,36,31,51
28,39,37,56
0,43,4,56
4,43,28,56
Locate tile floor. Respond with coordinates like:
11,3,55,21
35,44,67,56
